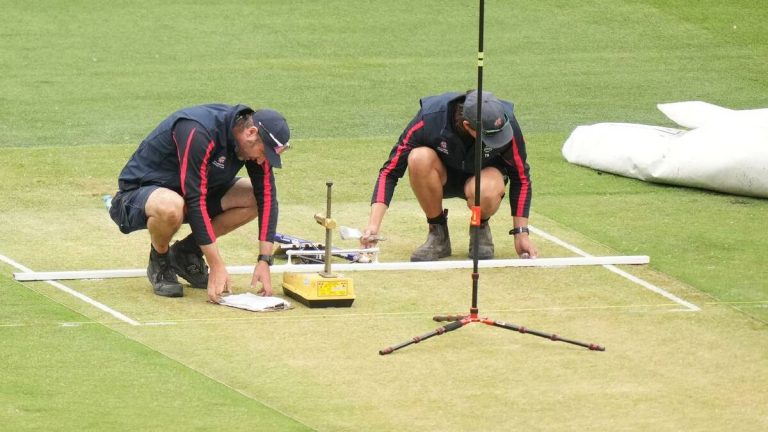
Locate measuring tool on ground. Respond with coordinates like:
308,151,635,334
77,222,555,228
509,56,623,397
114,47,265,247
281,181,356,308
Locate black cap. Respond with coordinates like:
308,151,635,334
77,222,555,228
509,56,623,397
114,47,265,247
462,90,514,149
252,109,290,168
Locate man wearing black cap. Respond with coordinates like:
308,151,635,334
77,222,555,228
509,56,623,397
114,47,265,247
362,90,538,261
109,104,290,301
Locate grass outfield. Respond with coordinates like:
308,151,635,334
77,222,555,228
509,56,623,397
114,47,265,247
0,271,312,432
1,0,767,431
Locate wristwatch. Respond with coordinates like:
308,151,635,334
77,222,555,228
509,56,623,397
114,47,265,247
509,227,530,236
257,254,274,266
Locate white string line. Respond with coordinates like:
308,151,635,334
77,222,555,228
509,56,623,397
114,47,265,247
529,226,701,312
0,253,141,326
0,303,689,328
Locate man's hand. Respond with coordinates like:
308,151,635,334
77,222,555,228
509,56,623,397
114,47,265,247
251,261,273,296
514,235,539,259
362,203,388,249
360,225,381,249
207,264,232,303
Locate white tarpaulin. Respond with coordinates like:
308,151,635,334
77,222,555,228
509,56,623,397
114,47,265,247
562,101,768,198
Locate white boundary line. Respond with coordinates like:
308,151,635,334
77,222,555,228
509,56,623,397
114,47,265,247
12,255,650,281
0,253,141,326
529,226,700,312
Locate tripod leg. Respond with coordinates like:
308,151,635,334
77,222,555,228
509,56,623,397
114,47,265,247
484,319,605,351
433,314,466,322
379,320,465,355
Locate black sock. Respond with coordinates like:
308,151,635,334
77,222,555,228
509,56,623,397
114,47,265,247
427,210,447,225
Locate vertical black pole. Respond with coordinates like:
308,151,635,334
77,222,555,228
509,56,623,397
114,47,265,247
383,3,607,353
470,0,485,315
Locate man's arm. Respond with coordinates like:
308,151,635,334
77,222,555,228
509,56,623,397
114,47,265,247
364,118,425,246
362,202,388,248
173,120,219,245
172,121,234,301
201,243,231,302
246,161,279,296
501,116,532,219
511,216,538,258
501,116,537,258
245,161,279,242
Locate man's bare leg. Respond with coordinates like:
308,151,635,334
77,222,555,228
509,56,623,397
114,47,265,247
408,147,447,218
144,187,185,296
464,167,506,218
407,147,452,261
213,178,259,236
145,188,186,253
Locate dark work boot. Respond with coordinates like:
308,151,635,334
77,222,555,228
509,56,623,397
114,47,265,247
147,246,183,298
410,223,452,262
468,221,494,260
169,236,209,288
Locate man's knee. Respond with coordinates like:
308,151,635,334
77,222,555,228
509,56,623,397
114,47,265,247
407,147,440,173
147,189,185,226
465,174,505,204
160,205,184,226
408,147,447,185
480,179,506,201
480,186,505,204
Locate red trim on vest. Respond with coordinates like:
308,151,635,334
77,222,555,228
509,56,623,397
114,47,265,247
375,120,424,202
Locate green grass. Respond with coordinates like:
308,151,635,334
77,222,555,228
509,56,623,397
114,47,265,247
0,272,311,431
1,0,767,430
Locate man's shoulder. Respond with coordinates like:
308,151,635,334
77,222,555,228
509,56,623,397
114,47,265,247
168,104,241,138
499,99,515,117
419,92,463,115
173,103,237,118
417,92,463,132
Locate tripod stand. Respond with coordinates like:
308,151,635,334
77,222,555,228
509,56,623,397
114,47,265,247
379,0,605,356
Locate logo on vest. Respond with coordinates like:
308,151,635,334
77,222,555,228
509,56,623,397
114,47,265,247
437,141,449,155
212,155,227,169
483,146,492,158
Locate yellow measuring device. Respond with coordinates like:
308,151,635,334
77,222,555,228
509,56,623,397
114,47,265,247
281,181,355,308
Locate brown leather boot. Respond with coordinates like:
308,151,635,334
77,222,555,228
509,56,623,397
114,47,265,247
410,223,452,261
468,221,494,260
147,246,183,297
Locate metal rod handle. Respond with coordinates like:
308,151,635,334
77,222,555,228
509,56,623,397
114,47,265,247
323,181,334,276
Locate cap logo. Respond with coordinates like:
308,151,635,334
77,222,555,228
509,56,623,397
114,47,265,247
494,117,504,128
258,121,290,149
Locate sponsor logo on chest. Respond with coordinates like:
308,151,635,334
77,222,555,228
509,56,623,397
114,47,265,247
212,155,227,169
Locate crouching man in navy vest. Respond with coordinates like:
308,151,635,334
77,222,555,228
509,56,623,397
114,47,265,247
362,90,538,261
110,104,290,301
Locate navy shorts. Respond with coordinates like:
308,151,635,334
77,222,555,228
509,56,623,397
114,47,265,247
442,164,508,199
109,178,239,234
